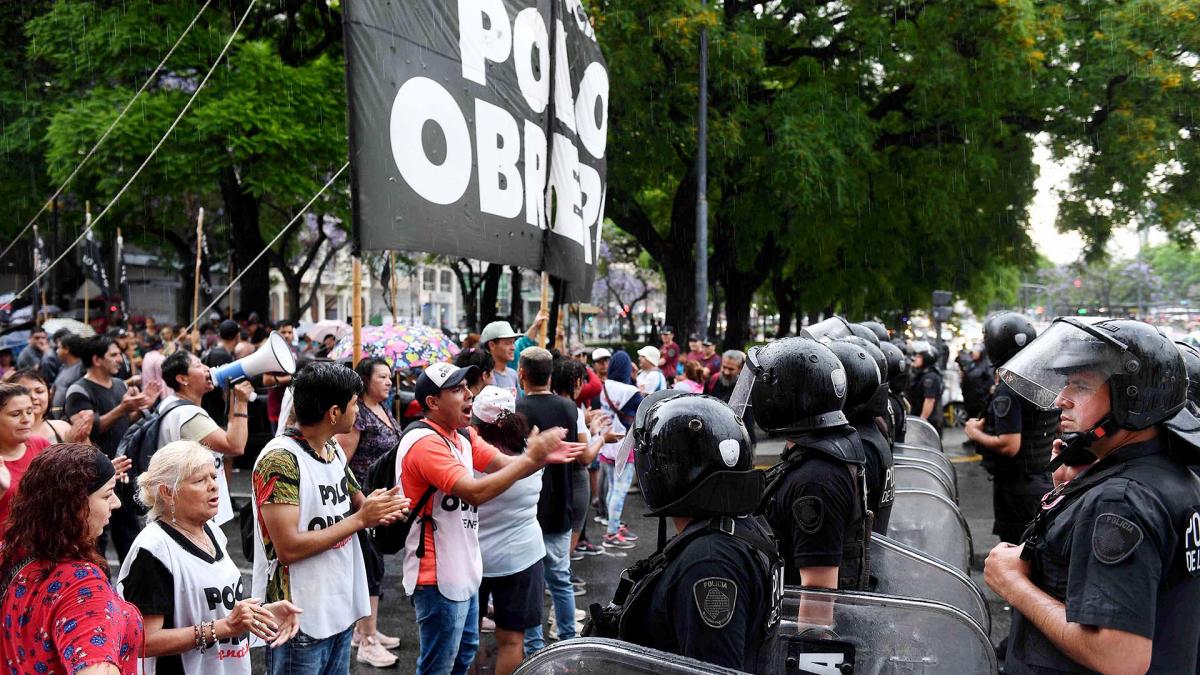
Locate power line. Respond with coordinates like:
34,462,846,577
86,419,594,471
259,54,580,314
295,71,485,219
184,161,351,333
15,0,259,302
0,0,216,266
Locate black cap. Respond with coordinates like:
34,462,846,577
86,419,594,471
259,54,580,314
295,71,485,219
661,325,674,334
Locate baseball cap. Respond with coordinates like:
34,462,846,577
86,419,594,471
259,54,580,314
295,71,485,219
414,361,478,407
591,347,612,361
637,346,661,365
472,385,515,424
479,321,522,346
569,342,588,356
661,325,675,334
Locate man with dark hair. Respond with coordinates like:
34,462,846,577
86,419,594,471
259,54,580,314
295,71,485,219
49,333,87,418
158,350,253,524
41,328,71,383
107,327,134,381
65,334,159,561
252,362,411,674
518,347,585,646
16,326,48,371
200,319,240,427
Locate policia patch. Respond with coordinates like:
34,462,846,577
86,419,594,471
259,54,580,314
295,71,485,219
1092,513,1143,565
693,577,738,628
992,395,1012,419
793,496,824,534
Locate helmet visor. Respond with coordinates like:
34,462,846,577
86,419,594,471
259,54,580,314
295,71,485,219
727,346,760,418
998,319,1128,411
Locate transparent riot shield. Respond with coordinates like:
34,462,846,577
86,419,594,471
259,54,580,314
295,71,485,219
889,489,973,572
777,588,997,674
904,415,943,451
893,443,957,483
869,533,991,634
513,638,745,675
894,464,955,501
893,456,957,499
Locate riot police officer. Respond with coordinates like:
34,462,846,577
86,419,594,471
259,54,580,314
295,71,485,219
964,312,1057,544
749,337,873,591
829,337,895,535
878,339,910,443
985,318,1200,674
1176,341,1200,412
585,391,782,672
905,340,944,434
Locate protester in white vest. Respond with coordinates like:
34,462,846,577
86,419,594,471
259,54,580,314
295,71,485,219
157,350,254,525
398,361,583,675
119,441,302,675
252,362,410,675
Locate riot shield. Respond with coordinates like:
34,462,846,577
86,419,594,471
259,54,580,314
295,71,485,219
894,464,955,501
904,415,943,451
889,489,973,572
893,443,957,483
778,588,997,674
513,638,745,675
893,455,956,498
870,533,991,634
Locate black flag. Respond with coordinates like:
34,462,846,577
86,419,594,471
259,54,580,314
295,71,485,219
32,225,48,320
380,255,394,317
81,228,111,300
115,231,132,317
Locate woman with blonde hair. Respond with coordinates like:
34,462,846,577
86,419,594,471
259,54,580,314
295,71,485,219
117,440,302,674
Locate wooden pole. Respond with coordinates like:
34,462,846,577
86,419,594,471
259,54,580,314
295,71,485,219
352,255,363,364
191,208,205,351
538,271,549,347
83,202,91,327
389,251,398,325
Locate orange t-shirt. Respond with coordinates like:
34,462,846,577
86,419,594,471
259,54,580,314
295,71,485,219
400,420,499,587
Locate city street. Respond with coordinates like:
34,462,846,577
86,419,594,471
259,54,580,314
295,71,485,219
103,425,1007,673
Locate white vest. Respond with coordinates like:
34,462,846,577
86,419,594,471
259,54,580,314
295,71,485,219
251,436,369,639
117,522,250,675
397,427,482,601
157,395,233,525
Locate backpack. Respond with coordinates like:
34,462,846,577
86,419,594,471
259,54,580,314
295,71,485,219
366,420,471,555
116,398,193,484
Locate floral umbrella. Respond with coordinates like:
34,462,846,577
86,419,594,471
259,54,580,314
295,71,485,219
330,324,460,371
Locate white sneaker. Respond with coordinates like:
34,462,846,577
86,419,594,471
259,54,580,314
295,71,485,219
356,637,398,668
574,609,586,621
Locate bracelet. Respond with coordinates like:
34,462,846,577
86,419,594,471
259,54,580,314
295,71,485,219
206,620,217,649
232,412,249,418
193,623,203,651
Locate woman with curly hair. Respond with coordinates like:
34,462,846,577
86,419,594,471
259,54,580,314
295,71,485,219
0,442,143,674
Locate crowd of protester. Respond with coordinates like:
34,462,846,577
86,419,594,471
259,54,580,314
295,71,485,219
0,309,751,674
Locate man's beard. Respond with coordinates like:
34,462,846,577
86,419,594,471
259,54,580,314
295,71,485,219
719,373,737,387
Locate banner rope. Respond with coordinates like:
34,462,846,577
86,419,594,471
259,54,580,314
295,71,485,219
183,161,350,334
14,0,258,302
0,0,217,266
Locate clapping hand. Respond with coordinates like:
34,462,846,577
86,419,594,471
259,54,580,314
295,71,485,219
359,486,411,528
263,600,304,647
68,410,93,442
225,598,281,643
588,415,612,438
112,456,133,484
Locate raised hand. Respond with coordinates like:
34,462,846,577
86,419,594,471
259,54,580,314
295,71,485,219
68,410,94,442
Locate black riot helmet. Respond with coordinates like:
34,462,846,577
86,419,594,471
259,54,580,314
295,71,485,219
801,316,852,342
1176,342,1200,408
1000,318,1186,433
859,321,890,344
633,393,761,518
746,337,848,433
848,323,881,347
827,338,884,417
878,340,908,384
983,312,1037,367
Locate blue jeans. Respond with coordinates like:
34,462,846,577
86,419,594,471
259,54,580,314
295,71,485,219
265,625,352,675
412,586,480,675
606,462,635,536
526,530,576,649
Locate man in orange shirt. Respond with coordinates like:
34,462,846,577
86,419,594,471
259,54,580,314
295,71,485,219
399,362,582,675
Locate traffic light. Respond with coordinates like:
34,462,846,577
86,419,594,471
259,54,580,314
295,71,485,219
932,290,952,322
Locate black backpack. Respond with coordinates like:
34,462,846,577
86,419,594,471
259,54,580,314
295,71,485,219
366,420,471,555
116,398,193,485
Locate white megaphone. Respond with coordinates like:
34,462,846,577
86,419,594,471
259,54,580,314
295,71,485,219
210,332,297,393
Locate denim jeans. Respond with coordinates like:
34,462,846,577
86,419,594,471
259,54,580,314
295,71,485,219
539,530,576,644
606,462,635,536
265,625,353,675
412,586,480,675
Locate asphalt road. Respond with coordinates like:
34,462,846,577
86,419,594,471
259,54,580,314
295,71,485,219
105,425,1006,673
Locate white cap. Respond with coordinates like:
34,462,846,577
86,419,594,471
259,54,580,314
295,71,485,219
637,346,661,365
472,385,515,424
479,321,522,345
591,347,612,361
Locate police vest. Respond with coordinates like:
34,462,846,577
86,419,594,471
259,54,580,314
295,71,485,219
761,430,872,591
118,522,250,675
250,435,370,639
984,390,1059,477
886,393,907,444
853,417,895,536
584,516,783,644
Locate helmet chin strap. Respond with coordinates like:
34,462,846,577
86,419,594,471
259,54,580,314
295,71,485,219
1047,414,1120,472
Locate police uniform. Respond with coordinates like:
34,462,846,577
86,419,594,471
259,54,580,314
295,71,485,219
885,391,907,444
982,381,1056,544
1009,437,1200,673
906,365,944,432
853,416,895,535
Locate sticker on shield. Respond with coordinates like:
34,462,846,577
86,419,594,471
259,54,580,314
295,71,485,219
692,577,738,628
793,496,824,534
1092,512,1143,565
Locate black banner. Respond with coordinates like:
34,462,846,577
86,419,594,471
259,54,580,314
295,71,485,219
32,225,48,319
81,229,110,299
344,0,609,302
116,232,132,317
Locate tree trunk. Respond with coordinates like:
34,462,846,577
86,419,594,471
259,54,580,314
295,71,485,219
479,263,502,326
509,265,524,327
219,168,270,319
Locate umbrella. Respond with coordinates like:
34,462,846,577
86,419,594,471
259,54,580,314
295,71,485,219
0,330,29,353
42,317,96,337
301,319,352,341
330,324,460,371
11,305,61,322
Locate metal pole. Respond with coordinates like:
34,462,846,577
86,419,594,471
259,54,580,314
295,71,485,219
694,0,709,340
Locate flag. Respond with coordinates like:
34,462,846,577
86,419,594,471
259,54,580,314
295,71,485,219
115,230,132,317
81,228,110,299
380,254,393,316
32,225,48,320
198,228,213,298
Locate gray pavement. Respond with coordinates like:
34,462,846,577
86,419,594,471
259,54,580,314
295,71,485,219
105,425,1008,673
